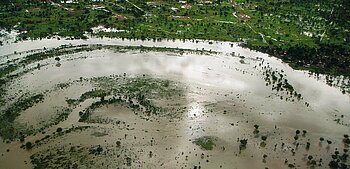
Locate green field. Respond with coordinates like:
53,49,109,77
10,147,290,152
0,0,349,76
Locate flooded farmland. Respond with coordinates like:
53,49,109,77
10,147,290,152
0,39,349,169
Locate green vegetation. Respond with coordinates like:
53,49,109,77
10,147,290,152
32,126,90,147
104,45,218,55
77,75,184,122
25,141,33,150
91,75,184,102
0,44,93,85
30,143,136,169
56,127,62,133
0,93,44,141
0,45,193,141
79,89,110,102
20,44,92,65
89,145,104,155
34,107,72,134
239,138,248,150
0,64,18,79
1,44,215,83
53,108,71,124
261,65,304,102
0,0,349,76
193,136,216,150
79,98,118,122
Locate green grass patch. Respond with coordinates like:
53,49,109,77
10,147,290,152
193,136,216,150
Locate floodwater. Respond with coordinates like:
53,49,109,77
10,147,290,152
0,38,349,169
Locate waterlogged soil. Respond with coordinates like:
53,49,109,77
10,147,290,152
0,40,349,169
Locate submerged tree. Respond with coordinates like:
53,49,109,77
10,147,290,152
25,141,33,150
239,139,248,152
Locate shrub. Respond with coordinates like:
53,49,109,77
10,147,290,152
25,142,33,150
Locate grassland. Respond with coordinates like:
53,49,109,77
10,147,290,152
0,0,349,76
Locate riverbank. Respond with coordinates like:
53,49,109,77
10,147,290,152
1,0,349,77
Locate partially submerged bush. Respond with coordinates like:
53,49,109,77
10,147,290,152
193,136,216,150
25,141,33,150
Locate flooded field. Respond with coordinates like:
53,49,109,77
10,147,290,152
0,39,349,169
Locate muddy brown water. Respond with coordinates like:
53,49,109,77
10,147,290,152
0,39,349,169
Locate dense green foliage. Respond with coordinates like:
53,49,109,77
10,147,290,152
0,0,349,75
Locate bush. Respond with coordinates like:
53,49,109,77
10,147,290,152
193,136,215,150
56,127,63,132
240,139,248,147
55,57,61,61
254,124,259,130
25,142,33,150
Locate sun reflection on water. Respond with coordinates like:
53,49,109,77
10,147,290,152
187,102,205,119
